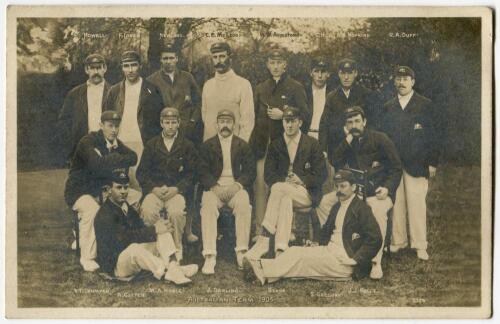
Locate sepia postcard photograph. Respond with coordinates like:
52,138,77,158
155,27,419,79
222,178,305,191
4,5,493,319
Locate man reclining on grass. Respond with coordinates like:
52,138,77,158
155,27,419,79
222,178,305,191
243,169,382,284
94,169,198,285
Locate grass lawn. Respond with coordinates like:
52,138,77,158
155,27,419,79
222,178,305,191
16,166,482,307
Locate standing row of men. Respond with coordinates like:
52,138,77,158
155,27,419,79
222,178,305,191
61,41,440,284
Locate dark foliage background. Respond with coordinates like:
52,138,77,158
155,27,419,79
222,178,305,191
16,17,481,171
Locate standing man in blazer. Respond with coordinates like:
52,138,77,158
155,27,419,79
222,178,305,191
147,43,203,146
104,50,164,189
58,53,111,161
381,66,441,261
147,43,203,243
198,109,256,274
303,58,336,192
319,58,383,162
250,46,310,239
245,106,326,260
243,170,382,285
136,108,197,261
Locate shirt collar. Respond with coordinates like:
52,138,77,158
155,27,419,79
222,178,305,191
398,90,414,101
215,68,235,80
87,80,104,88
284,131,301,145
342,88,351,97
218,133,233,143
162,131,178,141
312,84,326,92
125,77,142,87
340,193,356,207
105,138,118,149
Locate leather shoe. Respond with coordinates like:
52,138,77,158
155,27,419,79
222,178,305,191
181,264,199,278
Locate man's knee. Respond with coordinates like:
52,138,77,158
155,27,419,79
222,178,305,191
201,191,219,212
233,190,250,209
127,189,142,209
169,194,186,209
74,195,100,220
270,182,289,195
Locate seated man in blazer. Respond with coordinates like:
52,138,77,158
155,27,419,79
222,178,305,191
198,109,256,274
94,169,198,285
243,169,382,284
136,107,197,261
245,106,326,260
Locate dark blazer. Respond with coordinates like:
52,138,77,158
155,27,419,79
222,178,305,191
198,135,256,193
104,78,164,145
332,129,402,198
319,83,383,154
250,74,310,159
136,134,197,196
57,81,111,159
265,133,326,207
319,196,382,280
147,69,203,145
381,91,440,178
94,199,157,274
64,130,138,207
303,80,336,132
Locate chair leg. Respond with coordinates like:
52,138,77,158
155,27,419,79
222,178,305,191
309,211,321,243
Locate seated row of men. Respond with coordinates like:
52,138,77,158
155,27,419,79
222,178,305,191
65,102,401,283
94,166,382,286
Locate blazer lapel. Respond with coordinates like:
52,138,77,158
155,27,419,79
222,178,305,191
101,82,110,112
230,136,239,173
81,84,89,116
276,136,291,166
117,81,126,117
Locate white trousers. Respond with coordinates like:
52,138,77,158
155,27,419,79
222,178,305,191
200,188,252,256
262,182,312,252
254,157,269,236
316,191,392,264
73,189,142,264
392,170,429,250
261,245,353,282
114,231,177,280
140,193,186,256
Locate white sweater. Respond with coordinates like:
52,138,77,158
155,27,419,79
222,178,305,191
202,69,255,142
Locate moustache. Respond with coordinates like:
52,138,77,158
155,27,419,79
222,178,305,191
221,127,231,132
215,63,227,69
349,128,362,135
336,191,346,197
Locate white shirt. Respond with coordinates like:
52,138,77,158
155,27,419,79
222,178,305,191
166,71,174,83
329,193,356,259
309,85,327,137
162,131,178,152
398,90,414,110
217,134,235,186
105,138,118,152
284,131,301,165
86,81,105,132
342,88,351,99
118,78,143,144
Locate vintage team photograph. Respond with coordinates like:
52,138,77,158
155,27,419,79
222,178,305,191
5,5,492,319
